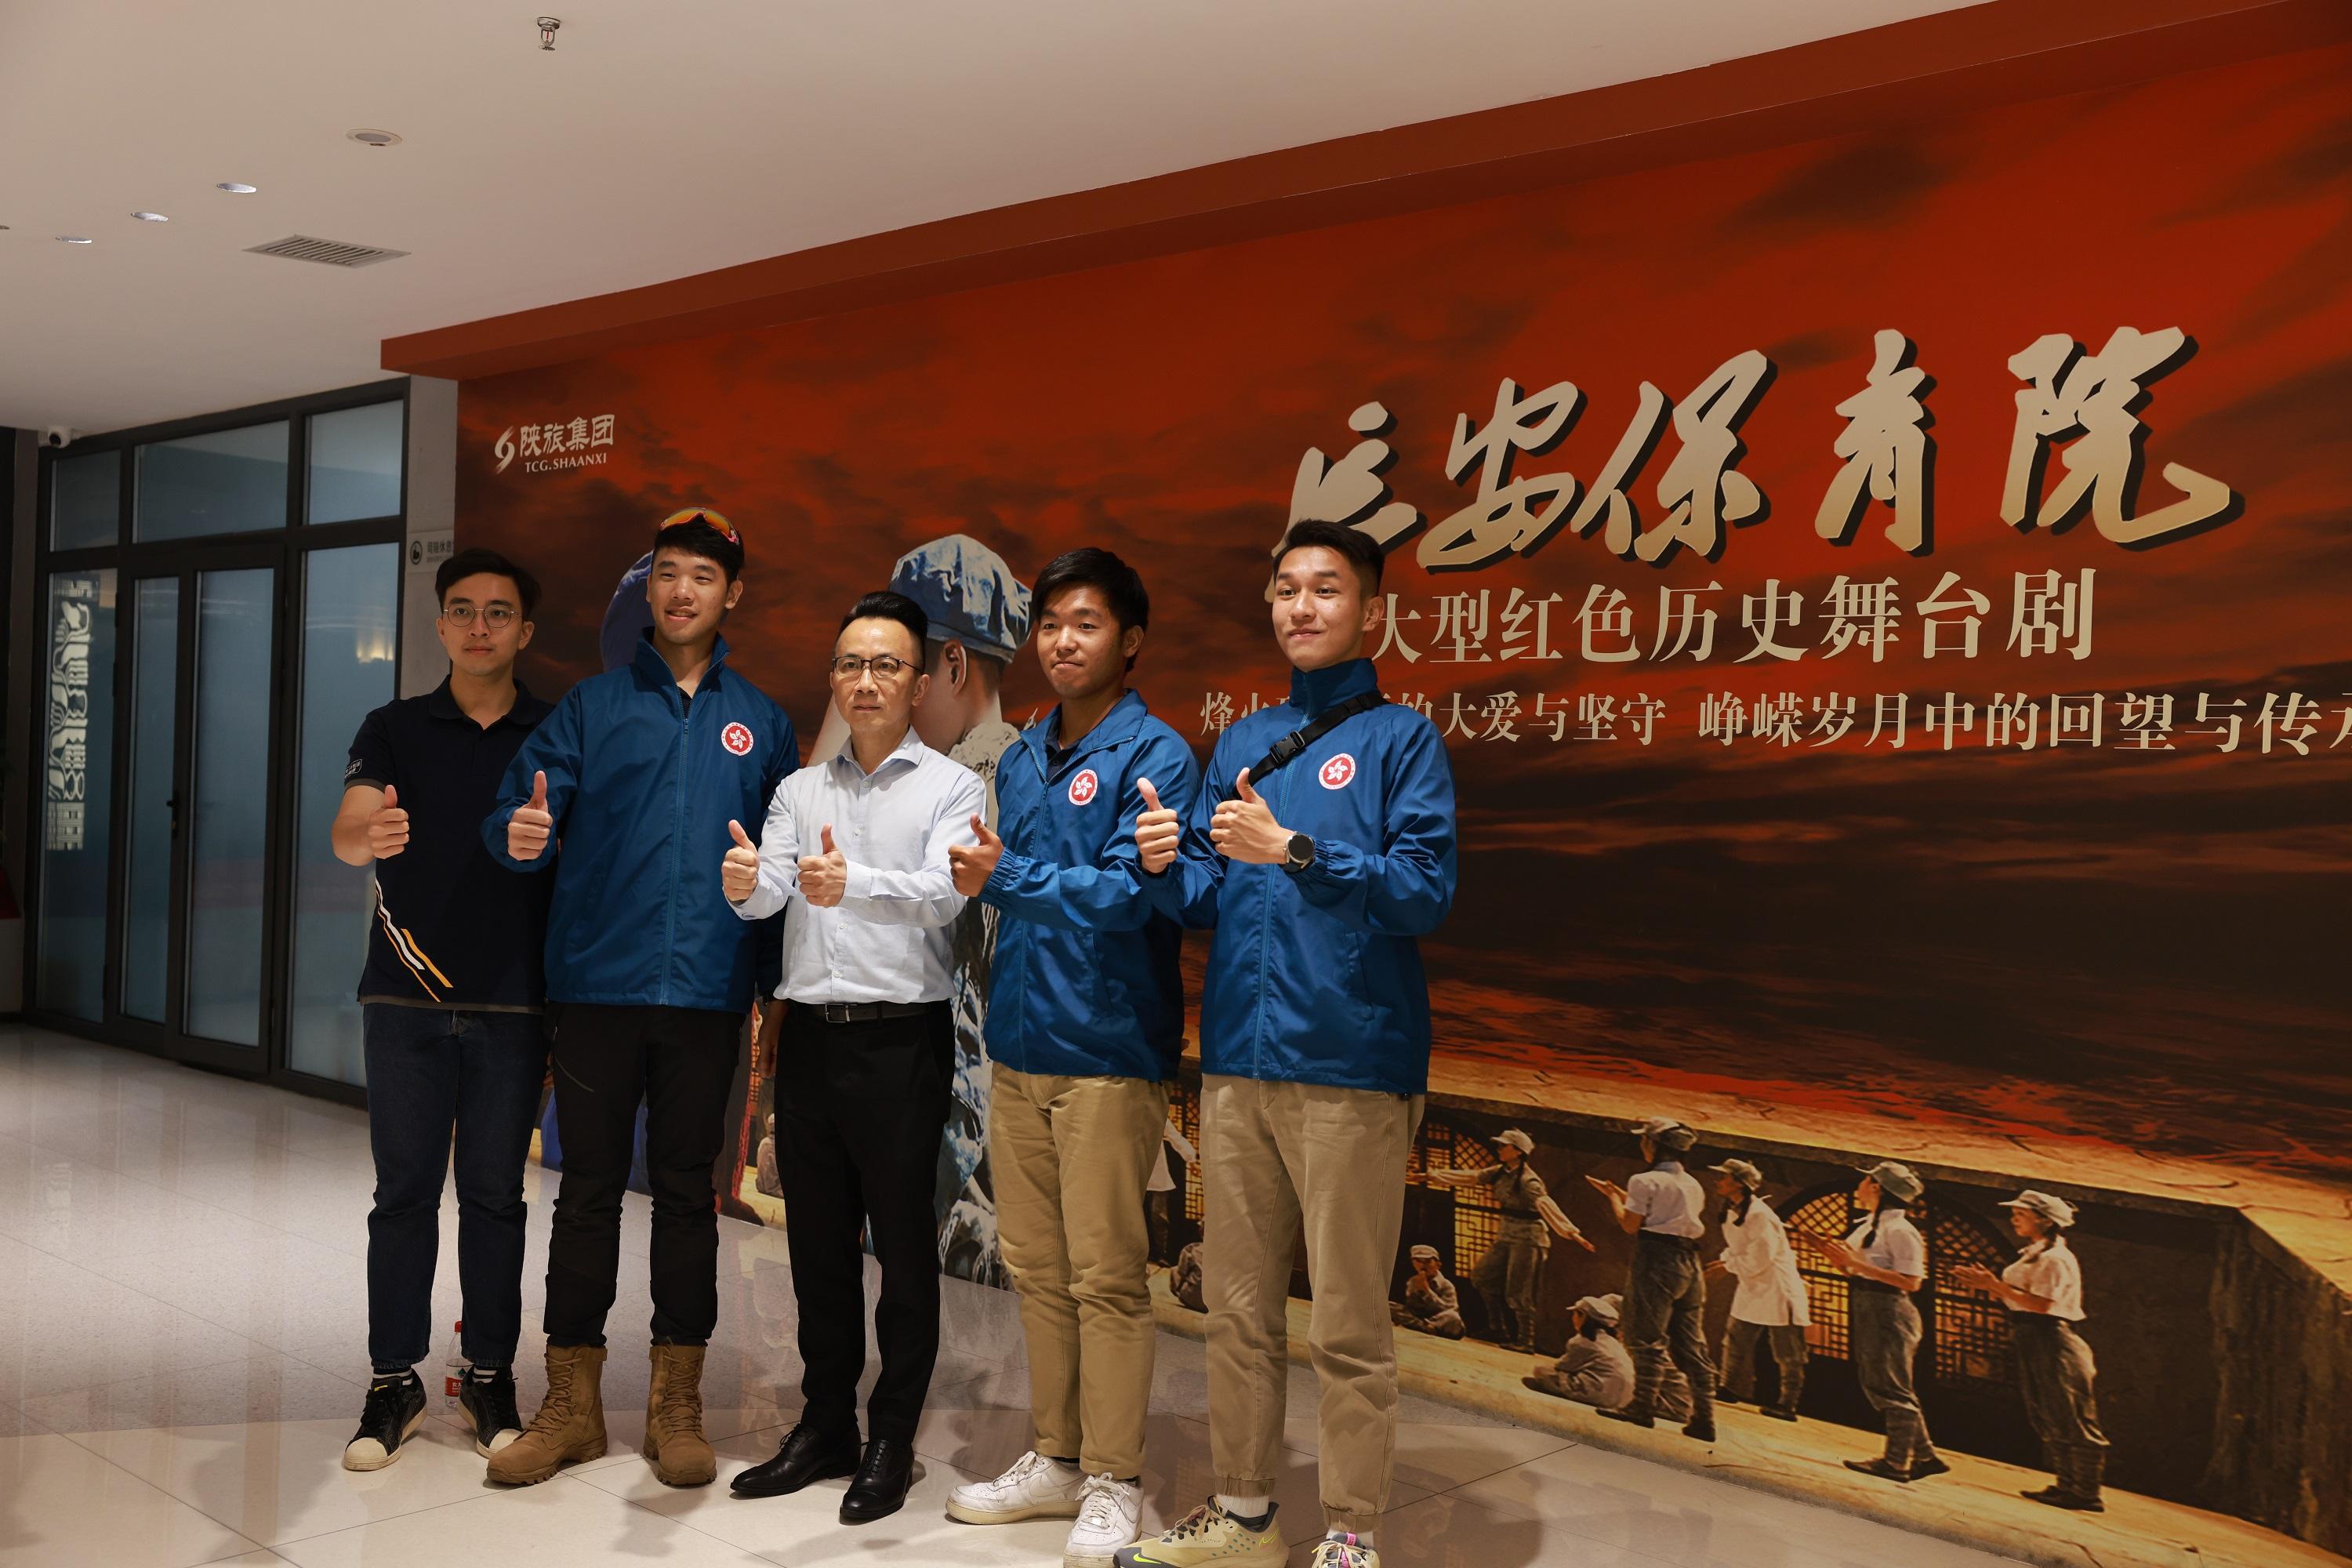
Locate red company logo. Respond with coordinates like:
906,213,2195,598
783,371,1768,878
1319,753,1357,789
720,722,754,756
1068,768,1100,806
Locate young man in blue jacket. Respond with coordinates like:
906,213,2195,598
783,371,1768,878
479,510,797,1490
1117,521,1457,1568
935,549,1200,1563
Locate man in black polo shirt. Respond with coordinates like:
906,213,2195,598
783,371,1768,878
330,548,556,1472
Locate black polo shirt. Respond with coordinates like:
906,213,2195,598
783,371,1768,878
345,680,555,1011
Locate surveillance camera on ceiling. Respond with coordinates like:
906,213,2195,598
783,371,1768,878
41,426,76,448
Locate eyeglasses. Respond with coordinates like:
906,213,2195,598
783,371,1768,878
441,604,518,628
829,654,913,681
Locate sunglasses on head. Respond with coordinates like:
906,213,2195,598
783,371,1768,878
661,506,739,546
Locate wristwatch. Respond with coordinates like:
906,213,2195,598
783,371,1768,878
1284,831,1316,872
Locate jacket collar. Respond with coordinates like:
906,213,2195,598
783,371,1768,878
630,630,731,691
1287,657,1379,717
426,676,548,728
1022,688,1149,771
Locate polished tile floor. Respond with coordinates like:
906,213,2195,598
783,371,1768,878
0,1027,2032,1567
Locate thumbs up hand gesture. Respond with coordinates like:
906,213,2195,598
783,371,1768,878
722,818,760,904
1134,776,1181,875
799,823,849,908
367,784,411,860
1210,768,1288,864
508,771,554,861
949,812,1004,897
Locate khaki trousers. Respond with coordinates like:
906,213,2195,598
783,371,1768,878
989,1062,1169,1477
1202,1074,1422,1534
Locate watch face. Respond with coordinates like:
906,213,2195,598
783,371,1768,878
1287,833,1313,866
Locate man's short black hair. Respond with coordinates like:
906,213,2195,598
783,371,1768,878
652,510,745,581
1278,519,1384,593
1032,547,1150,672
436,548,541,618
838,590,928,659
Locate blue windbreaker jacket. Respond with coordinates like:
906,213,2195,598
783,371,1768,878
978,690,1200,1081
1148,658,1456,1094
483,634,797,1012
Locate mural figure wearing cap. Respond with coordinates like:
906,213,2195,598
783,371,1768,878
1523,1293,1696,1419
811,534,1033,1286
1820,1160,1950,1484
1428,1128,1591,1351
1704,1158,1809,1422
1390,1244,1465,1340
1958,1190,2110,1511
1585,1116,1719,1442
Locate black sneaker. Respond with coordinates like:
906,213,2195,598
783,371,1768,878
458,1367,524,1458
343,1371,428,1472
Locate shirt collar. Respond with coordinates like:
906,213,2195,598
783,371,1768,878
1287,657,1380,717
833,724,927,780
426,677,546,728
1649,1160,1685,1174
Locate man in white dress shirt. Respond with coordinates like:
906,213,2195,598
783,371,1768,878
1704,1158,1809,1422
720,590,986,1525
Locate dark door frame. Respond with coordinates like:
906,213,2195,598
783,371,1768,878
26,379,411,1107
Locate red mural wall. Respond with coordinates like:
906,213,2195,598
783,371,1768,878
452,42,2351,1555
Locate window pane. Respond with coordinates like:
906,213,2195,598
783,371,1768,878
35,570,117,1019
185,567,274,1046
307,402,405,524
287,544,399,1084
122,579,180,1023
51,451,121,550
137,423,288,541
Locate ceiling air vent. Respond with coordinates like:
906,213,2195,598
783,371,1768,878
245,234,409,268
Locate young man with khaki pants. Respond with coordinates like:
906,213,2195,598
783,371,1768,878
1120,521,1457,1568
939,548,1200,1565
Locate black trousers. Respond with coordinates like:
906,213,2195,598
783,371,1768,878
543,1002,743,1348
776,1000,953,1444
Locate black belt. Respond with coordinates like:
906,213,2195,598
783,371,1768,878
790,999,943,1025
1636,1232,1700,1251
1853,1278,1905,1296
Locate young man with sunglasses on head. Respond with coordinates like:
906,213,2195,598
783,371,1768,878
1120,521,1457,1568
332,549,554,1472
934,549,1200,1563
481,509,797,1490
723,590,985,1525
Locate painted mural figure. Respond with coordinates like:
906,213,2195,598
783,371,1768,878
1587,1116,1719,1441
1958,1189,2111,1512
2002,325,2235,546
1147,1114,1197,1263
1704,1158,1809,1423
1816,329,1932,555
1820,1160,1950,1484
1391,1244,1466,1339
1522,1292,1693,1419
1428,1127,1592,1351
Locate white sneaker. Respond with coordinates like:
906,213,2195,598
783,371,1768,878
1310,1534,1379,1568
1064,1472,1143,1566
946,1449,1086,1524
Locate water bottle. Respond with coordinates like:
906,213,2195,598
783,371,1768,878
442,1319,466,1405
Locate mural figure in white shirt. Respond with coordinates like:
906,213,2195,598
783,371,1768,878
1586,1116,1719,1442
1704,1157,1809,1423
1819,1160,1950,1485
1958,1189,2111,1512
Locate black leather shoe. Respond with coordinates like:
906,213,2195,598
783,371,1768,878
839,1437,913,1524
730,1421,861,1498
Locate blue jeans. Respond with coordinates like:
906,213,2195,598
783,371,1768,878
364,1004,548,1370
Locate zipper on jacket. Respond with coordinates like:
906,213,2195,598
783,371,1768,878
662,693,688,1007
1251,721,1296,1081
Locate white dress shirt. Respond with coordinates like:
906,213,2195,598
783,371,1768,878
1625,1161,1707,1238
2002,1235,2087,1321
1846,1210,1926,1280
731,725,985,1005
1721,1198,1811,1327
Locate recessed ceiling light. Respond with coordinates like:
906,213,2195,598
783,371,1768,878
216,182,259,194
133,211,170,222
347,129,402,147
58,235,94,244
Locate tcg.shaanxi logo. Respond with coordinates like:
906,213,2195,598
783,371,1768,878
495,413,618,475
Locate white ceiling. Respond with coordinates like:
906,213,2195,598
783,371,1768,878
0,0,1980,435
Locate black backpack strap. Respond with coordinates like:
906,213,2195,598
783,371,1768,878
1249,691,1385,781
